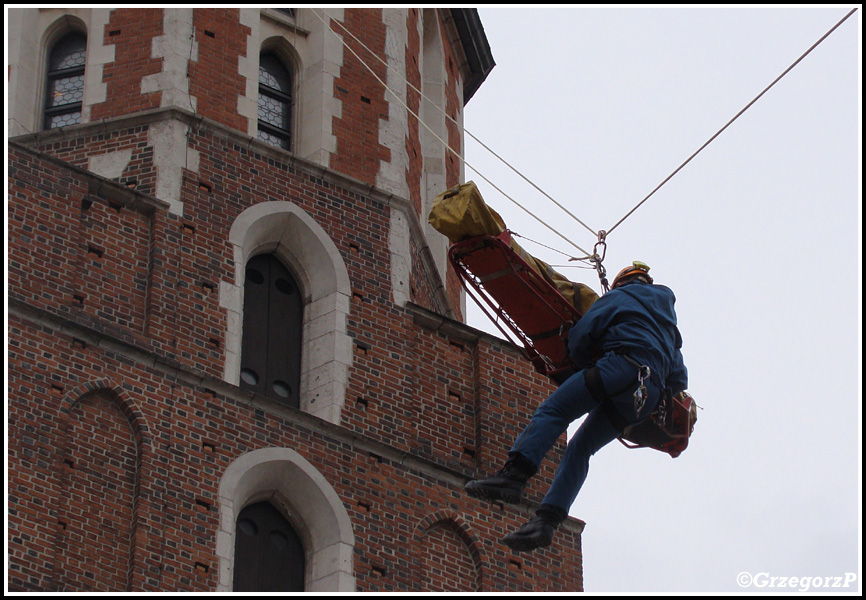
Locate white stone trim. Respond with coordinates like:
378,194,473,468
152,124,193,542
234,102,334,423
87,148,133,180
216,447,356,592
141,8,198,112
146,118,199,215
237,9,261,137
83,8,113,122
377,8,411,200
389,208,412,307
420,9,450,284
298,7,343,166
377,9,413,309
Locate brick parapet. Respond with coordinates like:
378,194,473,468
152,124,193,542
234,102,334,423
8,295,583,591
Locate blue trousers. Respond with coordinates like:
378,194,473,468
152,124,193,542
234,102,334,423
510,352,660,512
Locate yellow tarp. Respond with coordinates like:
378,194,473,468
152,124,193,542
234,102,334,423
429,181,598,314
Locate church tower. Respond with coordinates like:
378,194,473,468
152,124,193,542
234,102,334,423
8,8,584,591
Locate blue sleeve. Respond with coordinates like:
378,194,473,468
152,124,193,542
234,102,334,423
667,347,688,394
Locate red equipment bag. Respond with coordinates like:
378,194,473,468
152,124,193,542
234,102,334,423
619,391,698,458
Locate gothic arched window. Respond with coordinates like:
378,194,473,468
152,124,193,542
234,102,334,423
257,53,293,150
240,254,302,407
234,501,305,591
45,32,86,129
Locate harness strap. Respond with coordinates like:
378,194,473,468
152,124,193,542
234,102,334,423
584,365,629,433
619,350,663,389
583,365,607,403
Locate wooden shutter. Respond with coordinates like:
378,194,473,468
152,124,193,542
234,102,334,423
240,254,302,407
233,501,305,592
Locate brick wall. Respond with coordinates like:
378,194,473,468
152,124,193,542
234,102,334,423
189,8,250,132
90,9,163,121
8,310,583,592
8,7,584,592
330,8,391,187
9,131,582,591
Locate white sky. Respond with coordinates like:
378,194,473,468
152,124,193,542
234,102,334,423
463,5,861,593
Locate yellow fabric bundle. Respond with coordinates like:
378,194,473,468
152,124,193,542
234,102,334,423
429,182,598,314
428,181,507,242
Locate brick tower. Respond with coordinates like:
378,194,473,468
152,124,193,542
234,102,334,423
7,8,584,592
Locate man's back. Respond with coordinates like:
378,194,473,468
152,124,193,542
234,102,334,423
568,282,686,392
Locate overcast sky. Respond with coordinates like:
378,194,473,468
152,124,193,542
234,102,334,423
463,6,861,593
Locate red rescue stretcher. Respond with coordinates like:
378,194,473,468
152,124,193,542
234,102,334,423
448,231,697,458
448,230,582,385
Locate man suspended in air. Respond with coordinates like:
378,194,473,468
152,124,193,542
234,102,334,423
464,262,688,552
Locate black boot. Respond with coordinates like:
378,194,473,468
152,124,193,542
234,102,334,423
464,452,538,505
502,504,568,552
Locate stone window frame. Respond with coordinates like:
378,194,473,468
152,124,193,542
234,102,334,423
223,201,353,425
239,8,342,169
6,9,117,136
216,447,355,592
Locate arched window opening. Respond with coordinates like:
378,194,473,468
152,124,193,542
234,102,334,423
233,501,305,592
241,254,302,407
45,32,86,130
257,52,293,150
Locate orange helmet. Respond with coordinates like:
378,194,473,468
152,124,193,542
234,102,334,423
612,261,653,289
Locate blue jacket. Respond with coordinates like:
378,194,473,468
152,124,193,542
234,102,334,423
568,281,688,394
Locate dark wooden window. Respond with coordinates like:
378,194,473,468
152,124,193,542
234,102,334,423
234,501,305,592
240,254,302,407
257,53,293,150
45,32,86,129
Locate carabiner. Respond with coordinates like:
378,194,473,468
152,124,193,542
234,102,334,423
592,230,610,293
633,364,651,416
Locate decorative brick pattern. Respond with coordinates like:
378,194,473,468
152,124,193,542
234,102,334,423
90,9,164,121
189,8,250,132
54,392,138,591
330,8,392,186
417,513,484,591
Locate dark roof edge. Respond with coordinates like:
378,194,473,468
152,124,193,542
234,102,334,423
450,8,495,104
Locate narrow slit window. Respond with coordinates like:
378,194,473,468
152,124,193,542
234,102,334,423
45,32,87,130
257,53,293,150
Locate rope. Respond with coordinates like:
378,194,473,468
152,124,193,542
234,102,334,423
511,231,588,262
317,8,598,240
311,7,857,266
604,6,859,238
311,8,594,259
